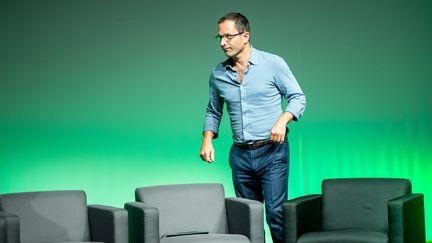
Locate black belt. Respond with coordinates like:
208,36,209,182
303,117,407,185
235,129,289,150
235,139,274,150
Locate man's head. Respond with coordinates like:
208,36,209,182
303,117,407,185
216,12,250,58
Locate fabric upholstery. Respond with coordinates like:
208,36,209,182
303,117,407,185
88,205,128,243
22,242,104,243
124,202,159,243
1,217,6,243
0,190,90,243
297,229,388,243
160,234,250,243
321,178,411,232
225,197,264,243
283,195,321,243
0,211,19,243
0,190,128,243
128,183,264,243
135,183,228,238
283,178,426,243
388,193,426,243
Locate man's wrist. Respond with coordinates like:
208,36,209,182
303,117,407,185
203,131,214,141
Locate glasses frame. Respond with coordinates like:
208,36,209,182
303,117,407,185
215,32,244,42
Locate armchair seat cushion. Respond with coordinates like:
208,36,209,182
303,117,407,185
298,229,388,243
160,234,250,243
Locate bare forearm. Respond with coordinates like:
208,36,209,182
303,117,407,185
277,112,294,126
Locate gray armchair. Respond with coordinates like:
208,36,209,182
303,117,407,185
0,190,128,243
125,183,264,243
283,178,425,243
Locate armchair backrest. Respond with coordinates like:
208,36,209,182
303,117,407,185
135,183,228,238
0,190,90,243
321,178,411,233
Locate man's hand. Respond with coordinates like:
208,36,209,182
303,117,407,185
200,131,215,163
270,123,287,143
270,112,294,143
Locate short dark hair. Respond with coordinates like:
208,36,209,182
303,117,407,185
218,12,250,33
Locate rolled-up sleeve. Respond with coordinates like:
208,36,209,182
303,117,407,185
203,74,223,138
273,57,306,121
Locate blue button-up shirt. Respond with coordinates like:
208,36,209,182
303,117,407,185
203,47,306,144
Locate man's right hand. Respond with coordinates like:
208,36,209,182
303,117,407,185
200,131,215,163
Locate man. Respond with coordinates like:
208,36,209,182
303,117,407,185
200,12,306,243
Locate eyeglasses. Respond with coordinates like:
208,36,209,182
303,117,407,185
215,32,244,42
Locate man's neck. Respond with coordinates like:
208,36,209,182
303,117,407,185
232,44,252,71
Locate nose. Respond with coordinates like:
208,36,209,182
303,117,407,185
220,37,228,47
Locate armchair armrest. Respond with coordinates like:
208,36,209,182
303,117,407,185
388,193,425,243
283,194,322,243
1,217,4,243
225,197,264,243
125,202,159,243
0,211,19,243
88,205,128,243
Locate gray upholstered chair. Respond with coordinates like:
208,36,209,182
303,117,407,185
283,178,425,243
0,190,128,243
125,183,264,243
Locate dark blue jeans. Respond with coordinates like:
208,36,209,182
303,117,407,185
229,140,289,243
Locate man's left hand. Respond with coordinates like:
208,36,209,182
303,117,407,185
270,123,286,143
270,112,294,143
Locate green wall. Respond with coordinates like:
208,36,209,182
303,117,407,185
1,0,431,241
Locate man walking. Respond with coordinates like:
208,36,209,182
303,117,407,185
200,12,306,243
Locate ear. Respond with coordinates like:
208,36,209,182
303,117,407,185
243,32,250,43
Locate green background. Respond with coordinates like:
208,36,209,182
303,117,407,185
1,0,431,241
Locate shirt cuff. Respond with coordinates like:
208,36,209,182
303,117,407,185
202,125,219,139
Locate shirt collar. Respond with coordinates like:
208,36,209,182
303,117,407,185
222,46,260,69
249,46,259,65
